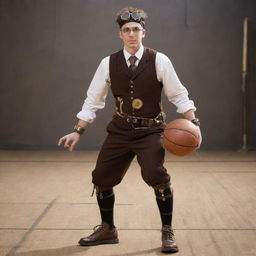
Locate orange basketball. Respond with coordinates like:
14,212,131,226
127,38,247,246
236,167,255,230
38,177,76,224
163,119,200,156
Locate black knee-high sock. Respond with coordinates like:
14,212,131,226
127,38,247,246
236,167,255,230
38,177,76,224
96,189,115,228
155,187,173,226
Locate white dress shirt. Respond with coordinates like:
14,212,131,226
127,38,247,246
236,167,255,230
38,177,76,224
77,45,196,123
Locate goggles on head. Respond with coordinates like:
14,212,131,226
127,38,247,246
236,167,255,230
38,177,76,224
120,11,142,21
118,11,145,28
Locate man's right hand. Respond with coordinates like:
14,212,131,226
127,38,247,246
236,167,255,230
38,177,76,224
58,132,80,151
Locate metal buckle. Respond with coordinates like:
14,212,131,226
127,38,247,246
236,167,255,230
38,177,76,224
132,118,138,124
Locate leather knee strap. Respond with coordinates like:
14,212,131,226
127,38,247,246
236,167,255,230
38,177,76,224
91,185,114,199
153,182,173,201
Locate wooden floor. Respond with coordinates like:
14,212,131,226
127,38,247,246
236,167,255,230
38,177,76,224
0,150,256,256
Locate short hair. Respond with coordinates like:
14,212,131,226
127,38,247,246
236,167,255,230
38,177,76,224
116,7,148,28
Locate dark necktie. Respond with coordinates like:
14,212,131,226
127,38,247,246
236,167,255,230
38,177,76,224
129,55,137,72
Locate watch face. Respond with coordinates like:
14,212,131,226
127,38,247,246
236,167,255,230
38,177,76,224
192,119,200,126
74,125,85,135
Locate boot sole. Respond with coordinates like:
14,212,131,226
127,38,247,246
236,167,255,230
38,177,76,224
79,238,119,246
161,246,179,253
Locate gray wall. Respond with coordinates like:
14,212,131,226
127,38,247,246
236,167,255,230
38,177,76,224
0,0,255,150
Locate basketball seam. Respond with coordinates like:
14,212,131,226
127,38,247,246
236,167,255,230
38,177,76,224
164,127,198,138
163,126,198,147
163,137,197,148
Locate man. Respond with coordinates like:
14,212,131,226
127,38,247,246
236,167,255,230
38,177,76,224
58,7,201,253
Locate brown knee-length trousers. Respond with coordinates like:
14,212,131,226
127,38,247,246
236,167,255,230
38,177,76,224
92,115,171,189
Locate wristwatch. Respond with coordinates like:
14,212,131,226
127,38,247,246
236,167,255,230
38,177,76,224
191,118,200,126
74,125,85,135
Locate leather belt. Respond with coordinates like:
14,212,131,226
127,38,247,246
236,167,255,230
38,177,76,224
116,111,164,128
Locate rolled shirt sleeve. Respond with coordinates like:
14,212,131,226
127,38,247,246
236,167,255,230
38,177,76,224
76,56,110,123
156,52,196,113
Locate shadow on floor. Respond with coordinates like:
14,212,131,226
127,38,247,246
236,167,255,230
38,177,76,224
13,246,178,256
111,247,176,256
12,245,88,256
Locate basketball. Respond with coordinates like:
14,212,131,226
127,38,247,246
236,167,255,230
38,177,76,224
163,119,200,156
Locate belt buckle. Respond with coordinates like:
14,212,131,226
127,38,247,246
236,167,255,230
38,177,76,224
132,118,138,124
132,118,142,129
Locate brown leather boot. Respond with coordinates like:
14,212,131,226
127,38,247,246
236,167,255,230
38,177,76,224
161,225,179,253
78,222,119,246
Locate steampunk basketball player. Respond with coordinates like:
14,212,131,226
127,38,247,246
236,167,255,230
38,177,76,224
58,7,201,253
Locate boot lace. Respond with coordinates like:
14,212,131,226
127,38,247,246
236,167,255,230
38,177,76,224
88,224,104,238
162,227,175,241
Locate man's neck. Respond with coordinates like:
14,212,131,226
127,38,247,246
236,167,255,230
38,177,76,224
124,44,141,55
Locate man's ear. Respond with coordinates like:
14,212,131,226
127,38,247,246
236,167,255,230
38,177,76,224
119,30,123,40
142,29,146,38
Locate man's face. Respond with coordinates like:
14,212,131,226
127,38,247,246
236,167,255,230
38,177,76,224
119,22,145,51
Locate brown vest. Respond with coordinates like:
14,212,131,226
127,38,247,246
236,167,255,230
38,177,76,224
109,47,163,118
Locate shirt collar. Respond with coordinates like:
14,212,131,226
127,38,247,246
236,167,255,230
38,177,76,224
123,45,144,62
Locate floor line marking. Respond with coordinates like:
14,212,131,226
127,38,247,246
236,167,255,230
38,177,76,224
1,227,256,231
5,197,59,256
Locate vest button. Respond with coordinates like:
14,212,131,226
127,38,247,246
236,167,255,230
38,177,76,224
131,97,134,99
130,81,134,84
131,91,134,94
